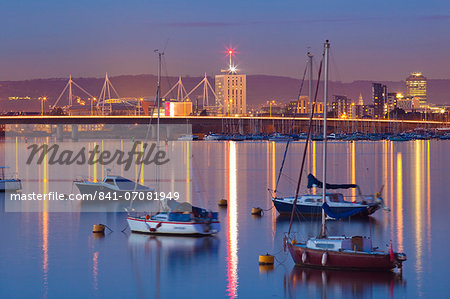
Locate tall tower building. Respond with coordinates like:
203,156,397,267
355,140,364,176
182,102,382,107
406,72,427,107
358,93,364,106
215,48,247,115
372,83,387,119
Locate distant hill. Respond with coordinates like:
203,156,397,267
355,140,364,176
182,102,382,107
0,74,448,112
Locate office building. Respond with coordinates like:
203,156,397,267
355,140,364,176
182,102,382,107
331,95,351,118
406,72,427,107
372,83,387,118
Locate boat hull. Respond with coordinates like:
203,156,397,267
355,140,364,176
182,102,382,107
0,179,22,192
127,216,220,236
287,242,398,271
273,198,378,217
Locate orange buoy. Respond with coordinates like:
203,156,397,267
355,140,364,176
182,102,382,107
259,254,275,265
92,224,105,233
251,207,263,216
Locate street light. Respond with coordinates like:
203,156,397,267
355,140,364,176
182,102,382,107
41,97,47,116
139,98,143,116
91,97,96,116
270,100,276,117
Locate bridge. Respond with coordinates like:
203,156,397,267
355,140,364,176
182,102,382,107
0,115,448,135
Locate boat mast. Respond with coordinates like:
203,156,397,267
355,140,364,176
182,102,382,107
308,52,313,116
155,50,164,198
155,50,163,145
320,40,330,238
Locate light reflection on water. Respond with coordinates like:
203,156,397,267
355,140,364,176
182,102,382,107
0,139,448,298
226,141,238,298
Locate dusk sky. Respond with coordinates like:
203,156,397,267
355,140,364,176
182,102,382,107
1,0,449,82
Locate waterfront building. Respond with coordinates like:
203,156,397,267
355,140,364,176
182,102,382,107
215,74,246,115
284,96,308,115
406,72,427,107
350,103,364,119
215,51,246,115
362,105,375,118
330,95,351,118
259,100,283,116
386,92,398,114
358,93,364,106
165,101,193,116
372,83,387,119
284,97,323,116
396,97,421,113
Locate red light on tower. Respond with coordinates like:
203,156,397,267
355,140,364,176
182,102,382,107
226,47,236,57
225,46,238,73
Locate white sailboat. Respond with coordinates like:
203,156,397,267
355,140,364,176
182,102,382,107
126,50,220,236
0,166,22,192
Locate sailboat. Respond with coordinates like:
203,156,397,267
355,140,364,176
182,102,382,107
0,166,22,192
126,50,220,236
284,40,406,271
273,173,387,218
271,51,386,219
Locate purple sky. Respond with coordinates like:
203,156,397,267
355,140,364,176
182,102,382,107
1,0,449,82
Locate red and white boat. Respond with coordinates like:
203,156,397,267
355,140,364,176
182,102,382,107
285,235,406,271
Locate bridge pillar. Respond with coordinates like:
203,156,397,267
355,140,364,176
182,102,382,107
56,125,64,141
151,125,157,140
166,126,173,140
71,125,79,141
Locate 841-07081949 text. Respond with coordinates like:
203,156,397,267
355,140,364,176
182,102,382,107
9,191,180,201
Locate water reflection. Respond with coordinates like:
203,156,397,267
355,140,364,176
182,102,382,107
127,234,220,298
285,267,404,299
41,137,49,298
127,234,220,263
396,152,404,252
414,140,423,277
92,251,99,291
0,139,446,298
227,141,239,298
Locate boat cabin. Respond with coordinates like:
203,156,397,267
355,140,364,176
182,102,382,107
300,193,345,203
306,236,373,252
102,176,149,190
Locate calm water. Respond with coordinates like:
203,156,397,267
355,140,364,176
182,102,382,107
1,140,449,298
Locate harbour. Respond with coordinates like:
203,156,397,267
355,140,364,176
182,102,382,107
1,0,450,296
1,139,448,298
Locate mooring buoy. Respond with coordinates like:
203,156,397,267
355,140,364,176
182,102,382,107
251,207,263,216
92,224,106,233
259,254,275,265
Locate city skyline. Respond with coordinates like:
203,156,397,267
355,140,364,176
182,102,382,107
1,0,449,81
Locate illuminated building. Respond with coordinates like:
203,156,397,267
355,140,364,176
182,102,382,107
330,95,351,118
165,101,193,116
284,97,323,116
406,72,427,107
372,83,387,118
386,92,398,114
215,48,247,115
396,97,421,112
215,74,246,115
358,93,364,106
